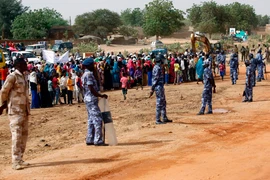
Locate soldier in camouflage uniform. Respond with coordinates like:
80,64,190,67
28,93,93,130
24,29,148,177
197,61,216,115
149,54,172,124
243,60,253,102
81,58,108,146
0,58,30,170
229,53,238,85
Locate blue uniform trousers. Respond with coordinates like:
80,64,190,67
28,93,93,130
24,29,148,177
230,68,237,84
85,100,103,145
199,89,212,113
155,85,167,122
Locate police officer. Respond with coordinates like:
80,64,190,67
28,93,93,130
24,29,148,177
249,53,257,87
256,50,264,82
229,53,238,85
243,60,253,102
0,58,30,170
81,58,108,146
197,61,216,115
149,54,172,124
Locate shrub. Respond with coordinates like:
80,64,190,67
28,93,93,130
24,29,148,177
106,40,111,46
73,42,98,53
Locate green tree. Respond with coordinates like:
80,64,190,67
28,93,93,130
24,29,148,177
74,9,122,39
143,0,185,40
118,25,138,37
257,15,270,27
225,2,258,31
121,8,144,27
0,0,28,39
187,1,228,37
11,8,68,39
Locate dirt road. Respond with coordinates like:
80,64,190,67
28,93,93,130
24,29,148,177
1,65,270,180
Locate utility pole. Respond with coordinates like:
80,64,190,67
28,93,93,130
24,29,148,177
69,16,72,26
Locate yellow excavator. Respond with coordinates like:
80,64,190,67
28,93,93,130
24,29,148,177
191,32,223,54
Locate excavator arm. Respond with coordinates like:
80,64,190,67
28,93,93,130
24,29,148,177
191,32,211,54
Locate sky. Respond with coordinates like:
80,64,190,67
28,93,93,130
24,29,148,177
21,0,269,24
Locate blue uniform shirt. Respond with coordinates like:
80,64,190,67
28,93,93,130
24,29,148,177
256,53,263,64
246,66,252,86
82,69,99,103
230,57,238,69
151,64,164,91
203,68,213,90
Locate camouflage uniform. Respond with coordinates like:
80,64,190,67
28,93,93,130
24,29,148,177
256,53,264,81
230,55,238,84
151,64,168,122
0,70,30,165
199,67,213,113
82,69,103,145
244,65,253,101
250,58,257,87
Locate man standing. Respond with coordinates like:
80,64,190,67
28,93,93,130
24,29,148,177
0,58,30,170
229,53,238,85
197,61,216,115
243,60,253,102
240,46,246,62
149,54,172,124
249,54,257,87
256,50,264,82
82,58,108,146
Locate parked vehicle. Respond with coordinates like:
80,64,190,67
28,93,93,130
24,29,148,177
26,44,45,56
11,51,40,63
52,42,73,52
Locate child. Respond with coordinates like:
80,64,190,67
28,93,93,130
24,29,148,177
120,73,128,100
164,64,169,85
48,77,54,105
67,73,74,105
174,60,180,85
219,63,225,81
75,72,83,103
134,66,143,90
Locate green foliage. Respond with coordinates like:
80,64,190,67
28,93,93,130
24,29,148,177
120,8,144,27
257,15,270,27
164,43,183,52
0,0,28,39
143,0,185,38
187,1,258,35
106,40,112,46
74,9,122,39
118,25,138,37
73,42,98,53
11,8,68,39
139,48,151,54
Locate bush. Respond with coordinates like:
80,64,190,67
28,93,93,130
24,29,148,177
118,25,138,37
164,43,183,53
73,42,98,53
106,40,111,46
139,48,151,54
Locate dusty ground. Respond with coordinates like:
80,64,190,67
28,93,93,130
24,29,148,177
1,41,270,179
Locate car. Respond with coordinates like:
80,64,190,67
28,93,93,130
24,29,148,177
52,42,73,52
11,51,40,63
25,44,45,56
151,40,164,50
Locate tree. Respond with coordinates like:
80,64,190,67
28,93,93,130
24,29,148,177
225,2,258,31
74,9,122,39
118,25,138,37
121,8,144,27
187,1,228,37
0,0,28,39
11,8,68,39
187,1,258,35
257,15,270,27
143,0,185,40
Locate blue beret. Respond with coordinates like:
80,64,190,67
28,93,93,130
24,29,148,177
82,58,94,66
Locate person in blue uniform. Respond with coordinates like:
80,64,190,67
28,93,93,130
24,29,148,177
82,58,108,146
229,53,238,85
243,60,253,102
149,54,172,124
197,61,216,115
249,53,257,87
